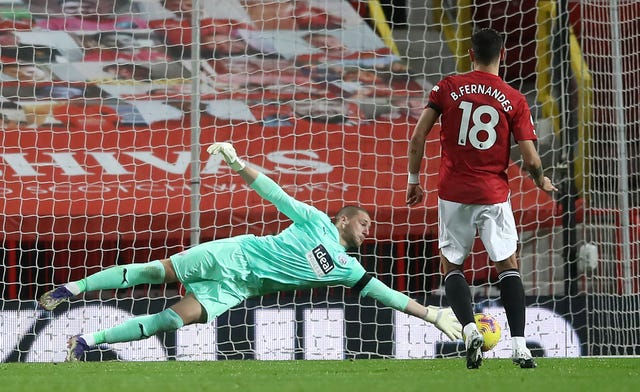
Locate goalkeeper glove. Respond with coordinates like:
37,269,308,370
423,305,462,341
207,142,246,172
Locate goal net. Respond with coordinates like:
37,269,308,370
0,0,637,362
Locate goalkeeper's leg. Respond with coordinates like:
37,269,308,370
67,308,185,361
38,260,169,311
66,294,205,361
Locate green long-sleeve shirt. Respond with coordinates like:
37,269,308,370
239,173,410,311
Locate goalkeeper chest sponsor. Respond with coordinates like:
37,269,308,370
306,244,335,277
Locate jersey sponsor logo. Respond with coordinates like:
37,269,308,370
306,244,335,277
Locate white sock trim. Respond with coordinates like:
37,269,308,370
463,322,479,338
64,282,82,296
80,333,96,347
512,336,527,351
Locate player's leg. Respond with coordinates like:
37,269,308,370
68,280,247,361
38,259,176,311
441,260,476,337
479,201,536,369
438,198,482,369
67,293,204,361
65,238,248,361
493,255,535,368
442,257,483,369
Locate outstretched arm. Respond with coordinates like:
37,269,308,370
206,142,318,223
207,142,259,184
237,165,259,185
359,275,462,341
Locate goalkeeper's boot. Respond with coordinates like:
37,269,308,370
38,287,74,311
512,347,537,368
66,335,89,362
465,329,484,369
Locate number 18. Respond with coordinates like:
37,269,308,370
457,101,499,150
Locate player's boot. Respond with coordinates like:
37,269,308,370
66,335,89,362
512,347,537,368
38,287,74,311
465,329,484,369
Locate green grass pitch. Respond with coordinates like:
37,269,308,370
2,358,638,392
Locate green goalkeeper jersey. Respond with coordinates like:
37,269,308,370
239,173,367,295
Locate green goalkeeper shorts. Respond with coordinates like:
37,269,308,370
170,236,257,322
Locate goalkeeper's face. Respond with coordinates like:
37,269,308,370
339,211,371,249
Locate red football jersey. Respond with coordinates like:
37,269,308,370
428,70,537,204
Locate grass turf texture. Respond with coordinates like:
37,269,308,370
2,358,638,392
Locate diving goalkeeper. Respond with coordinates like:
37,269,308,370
39,142,462,361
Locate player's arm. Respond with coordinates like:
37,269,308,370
206,142,317,222
406,107,439,206
517,140,557,192
354,274,462,340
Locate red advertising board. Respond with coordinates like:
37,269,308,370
0,121,556,242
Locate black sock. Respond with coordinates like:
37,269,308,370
498,269,526,337
444,270,475,326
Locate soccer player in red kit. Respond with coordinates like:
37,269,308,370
406,28,557,369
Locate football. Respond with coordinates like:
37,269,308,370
475,313,501,352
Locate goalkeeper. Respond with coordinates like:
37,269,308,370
39,142,462,361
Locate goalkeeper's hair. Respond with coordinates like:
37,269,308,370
471,27,504,65
334,206,369,221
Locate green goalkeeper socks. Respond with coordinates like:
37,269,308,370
92,308,184,345
71,260,166,293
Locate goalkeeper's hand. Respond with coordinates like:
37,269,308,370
423,305,462,341
207,142,246,172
